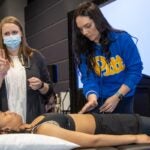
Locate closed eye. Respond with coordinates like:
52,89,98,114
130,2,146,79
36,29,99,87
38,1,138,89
79,23,92,33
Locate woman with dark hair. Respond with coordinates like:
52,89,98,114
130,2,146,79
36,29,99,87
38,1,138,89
0,111,150,148
73,1,143,114
0,16,54,123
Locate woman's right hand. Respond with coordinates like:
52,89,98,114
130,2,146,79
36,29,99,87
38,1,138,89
135,134,150,144
78,94,98,113
19,124,33,132
0,49,10,77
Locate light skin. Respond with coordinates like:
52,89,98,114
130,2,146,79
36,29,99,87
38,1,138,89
0,23,48,93
2,23,22,55
0,111,150,148
76,16,130,113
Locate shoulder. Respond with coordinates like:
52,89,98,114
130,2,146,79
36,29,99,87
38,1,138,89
32,49,44,57
109,31,132,41
31,49,46,61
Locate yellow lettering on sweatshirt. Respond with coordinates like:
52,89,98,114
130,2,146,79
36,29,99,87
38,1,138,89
94,55,125,76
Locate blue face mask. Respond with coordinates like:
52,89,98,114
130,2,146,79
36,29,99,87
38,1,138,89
3,34,21,50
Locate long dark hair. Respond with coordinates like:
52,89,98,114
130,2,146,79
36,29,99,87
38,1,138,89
73,1,118,71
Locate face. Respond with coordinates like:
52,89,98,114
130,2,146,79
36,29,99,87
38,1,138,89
76,16,100,43
2,23,22,38
2,23,22,53
0,111,23,132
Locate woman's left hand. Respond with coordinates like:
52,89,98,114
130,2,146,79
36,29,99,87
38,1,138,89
99,95,120,113
28,77,43,90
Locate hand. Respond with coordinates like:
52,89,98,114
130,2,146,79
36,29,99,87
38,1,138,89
100,95,120,113
135,134,150,144
28,77,43,90
0,60,10,73
19,124,33,132
78,94,98,113
0,49,10,77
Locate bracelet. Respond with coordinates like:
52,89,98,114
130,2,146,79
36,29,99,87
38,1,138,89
38,82,44,90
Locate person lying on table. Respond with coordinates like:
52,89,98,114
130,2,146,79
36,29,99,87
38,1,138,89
0,111,150,148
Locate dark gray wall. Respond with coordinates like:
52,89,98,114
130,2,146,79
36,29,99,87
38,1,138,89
25,0,87,93
0,0,27,26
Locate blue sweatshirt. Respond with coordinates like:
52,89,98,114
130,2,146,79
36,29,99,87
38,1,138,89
79,31,143,99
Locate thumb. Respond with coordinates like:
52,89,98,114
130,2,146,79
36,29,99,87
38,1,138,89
19,124,33,130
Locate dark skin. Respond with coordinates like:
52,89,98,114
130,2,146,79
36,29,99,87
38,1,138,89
0,111,150,148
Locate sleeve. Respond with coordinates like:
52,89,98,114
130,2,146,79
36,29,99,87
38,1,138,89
79,54,100,99
120,32,143,90
38,51,54,99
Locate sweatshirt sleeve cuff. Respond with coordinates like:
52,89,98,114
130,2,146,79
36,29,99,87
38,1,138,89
85,90,99,99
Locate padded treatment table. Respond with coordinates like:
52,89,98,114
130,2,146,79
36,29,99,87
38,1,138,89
74,144,150,150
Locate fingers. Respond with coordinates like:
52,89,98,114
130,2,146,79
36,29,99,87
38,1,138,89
100,103,114,113
0,49,5,58
78,103,92,114
28,77,42,90
28,77,39,85
78,101,98,114
19,124,33,131
136,134,150,144
100,104,109,112
0,61,10,76
0,50,8,69
0,57,7,66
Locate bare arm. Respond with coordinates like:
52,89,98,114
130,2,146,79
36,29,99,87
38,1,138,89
36,123,150,148
117,84,130,96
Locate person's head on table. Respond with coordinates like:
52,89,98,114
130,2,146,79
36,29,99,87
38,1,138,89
0,111,23,133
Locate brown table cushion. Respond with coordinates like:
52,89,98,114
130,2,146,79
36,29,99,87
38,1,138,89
118,144,150,150
74,144,150,150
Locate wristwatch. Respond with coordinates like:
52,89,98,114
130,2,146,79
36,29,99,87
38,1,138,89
115,91,124,100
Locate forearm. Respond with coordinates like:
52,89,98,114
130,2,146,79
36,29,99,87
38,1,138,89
38,82,49,94
93,134,137,147
117,84,130,96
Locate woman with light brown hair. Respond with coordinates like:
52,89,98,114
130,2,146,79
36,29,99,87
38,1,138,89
0,16,54,123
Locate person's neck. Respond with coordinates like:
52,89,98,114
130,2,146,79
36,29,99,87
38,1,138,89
8,48,19,56
94,34,101,44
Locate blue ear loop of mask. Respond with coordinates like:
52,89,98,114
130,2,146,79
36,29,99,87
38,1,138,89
3,34,21,50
